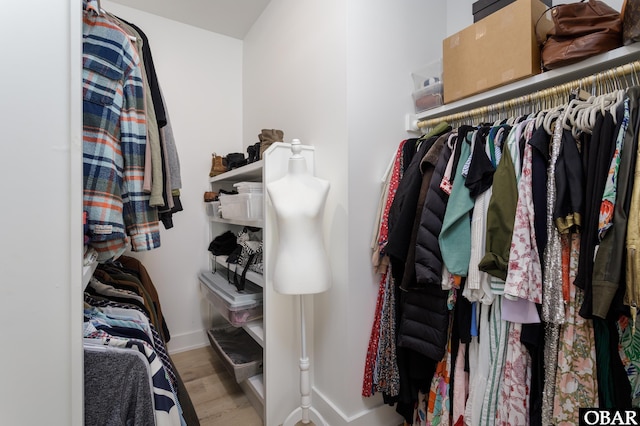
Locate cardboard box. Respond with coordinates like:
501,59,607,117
443,0,550,103
472,0,551,22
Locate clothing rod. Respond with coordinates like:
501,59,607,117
417,60,640,131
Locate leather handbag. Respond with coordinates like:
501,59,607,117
536,0,623,70
622,0,640,45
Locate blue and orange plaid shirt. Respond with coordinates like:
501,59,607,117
83,0,160,261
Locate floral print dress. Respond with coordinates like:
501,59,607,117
552,233,599,425
618,315,640,407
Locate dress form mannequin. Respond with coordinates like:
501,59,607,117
267,139,330,426
267,139,332,295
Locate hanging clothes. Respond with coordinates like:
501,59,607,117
414,133,456,288
84,347,155,426
83,0,160,261
84,257,200,426
363,139,407,398
552,234,599,425
366,82,640,426
82,0,183,262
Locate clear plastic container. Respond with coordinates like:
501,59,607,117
199,271,263,326
207,325,263,383
412,59,442,91
205,201,221,217
411,59,444,112
219,193,264,220
412,83,444,113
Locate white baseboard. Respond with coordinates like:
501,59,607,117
165,329,209,355
311,387,404,426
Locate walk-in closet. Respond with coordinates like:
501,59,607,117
4,0,638,425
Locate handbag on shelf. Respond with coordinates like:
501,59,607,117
535,0,623,70
622,0,640,45
227,227,263,291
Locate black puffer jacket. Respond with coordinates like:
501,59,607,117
396,132,457,362
397,283,450,361
400,133,450,291
413,133,455,288
386,138,434,266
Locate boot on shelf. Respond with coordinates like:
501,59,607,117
258,129,284,159
209,153,226,177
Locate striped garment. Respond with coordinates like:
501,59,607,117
84,325,182,426
83,0,159,261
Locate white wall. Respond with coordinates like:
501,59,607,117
243,1,349,423
101,1,244,353
244,0,446,424
3,1,628,425
342,0,446,422
0,0,82,424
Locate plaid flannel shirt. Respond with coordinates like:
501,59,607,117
83,0,160,261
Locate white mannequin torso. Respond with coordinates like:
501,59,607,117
267,142,331,294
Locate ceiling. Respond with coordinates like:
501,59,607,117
109,0,271,40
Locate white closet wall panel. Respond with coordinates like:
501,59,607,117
102,0,245,353
244,1,349,423
0,0,82,424
245,0,445,424
344,0,446,423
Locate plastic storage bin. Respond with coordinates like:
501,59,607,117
412,83,444,113
218,193,264,220
412,60,444,112
205,200,221,217
207,325,263,383
233,182,263,194
199,271,263,326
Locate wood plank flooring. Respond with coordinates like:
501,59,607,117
171,345,263,425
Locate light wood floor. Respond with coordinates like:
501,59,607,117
171,345,263,425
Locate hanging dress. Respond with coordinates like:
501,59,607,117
553,234,599,425
362,140,406,397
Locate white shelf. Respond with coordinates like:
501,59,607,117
240,374,265,420
211,254,264,287
209,160,263,183
82,260,98,290
243,320,265,347
209,216,263,228
407,44,640,131
247,374,264,400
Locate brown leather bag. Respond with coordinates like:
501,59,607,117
536,0,623,70
622,0,640,45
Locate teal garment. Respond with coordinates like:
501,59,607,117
439,138,473,276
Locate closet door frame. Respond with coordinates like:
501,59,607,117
70,0,84,424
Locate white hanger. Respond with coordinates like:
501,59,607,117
567,96,596,138
535,110,548,130
575,105,593,136
607,89,626,124
543,105,564,135
583,91,613,130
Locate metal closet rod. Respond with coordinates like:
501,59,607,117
417,60,640,130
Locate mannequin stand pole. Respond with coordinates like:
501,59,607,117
282,295,328,426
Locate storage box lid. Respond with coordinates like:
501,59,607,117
233,182,263,193
199,271,263,308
